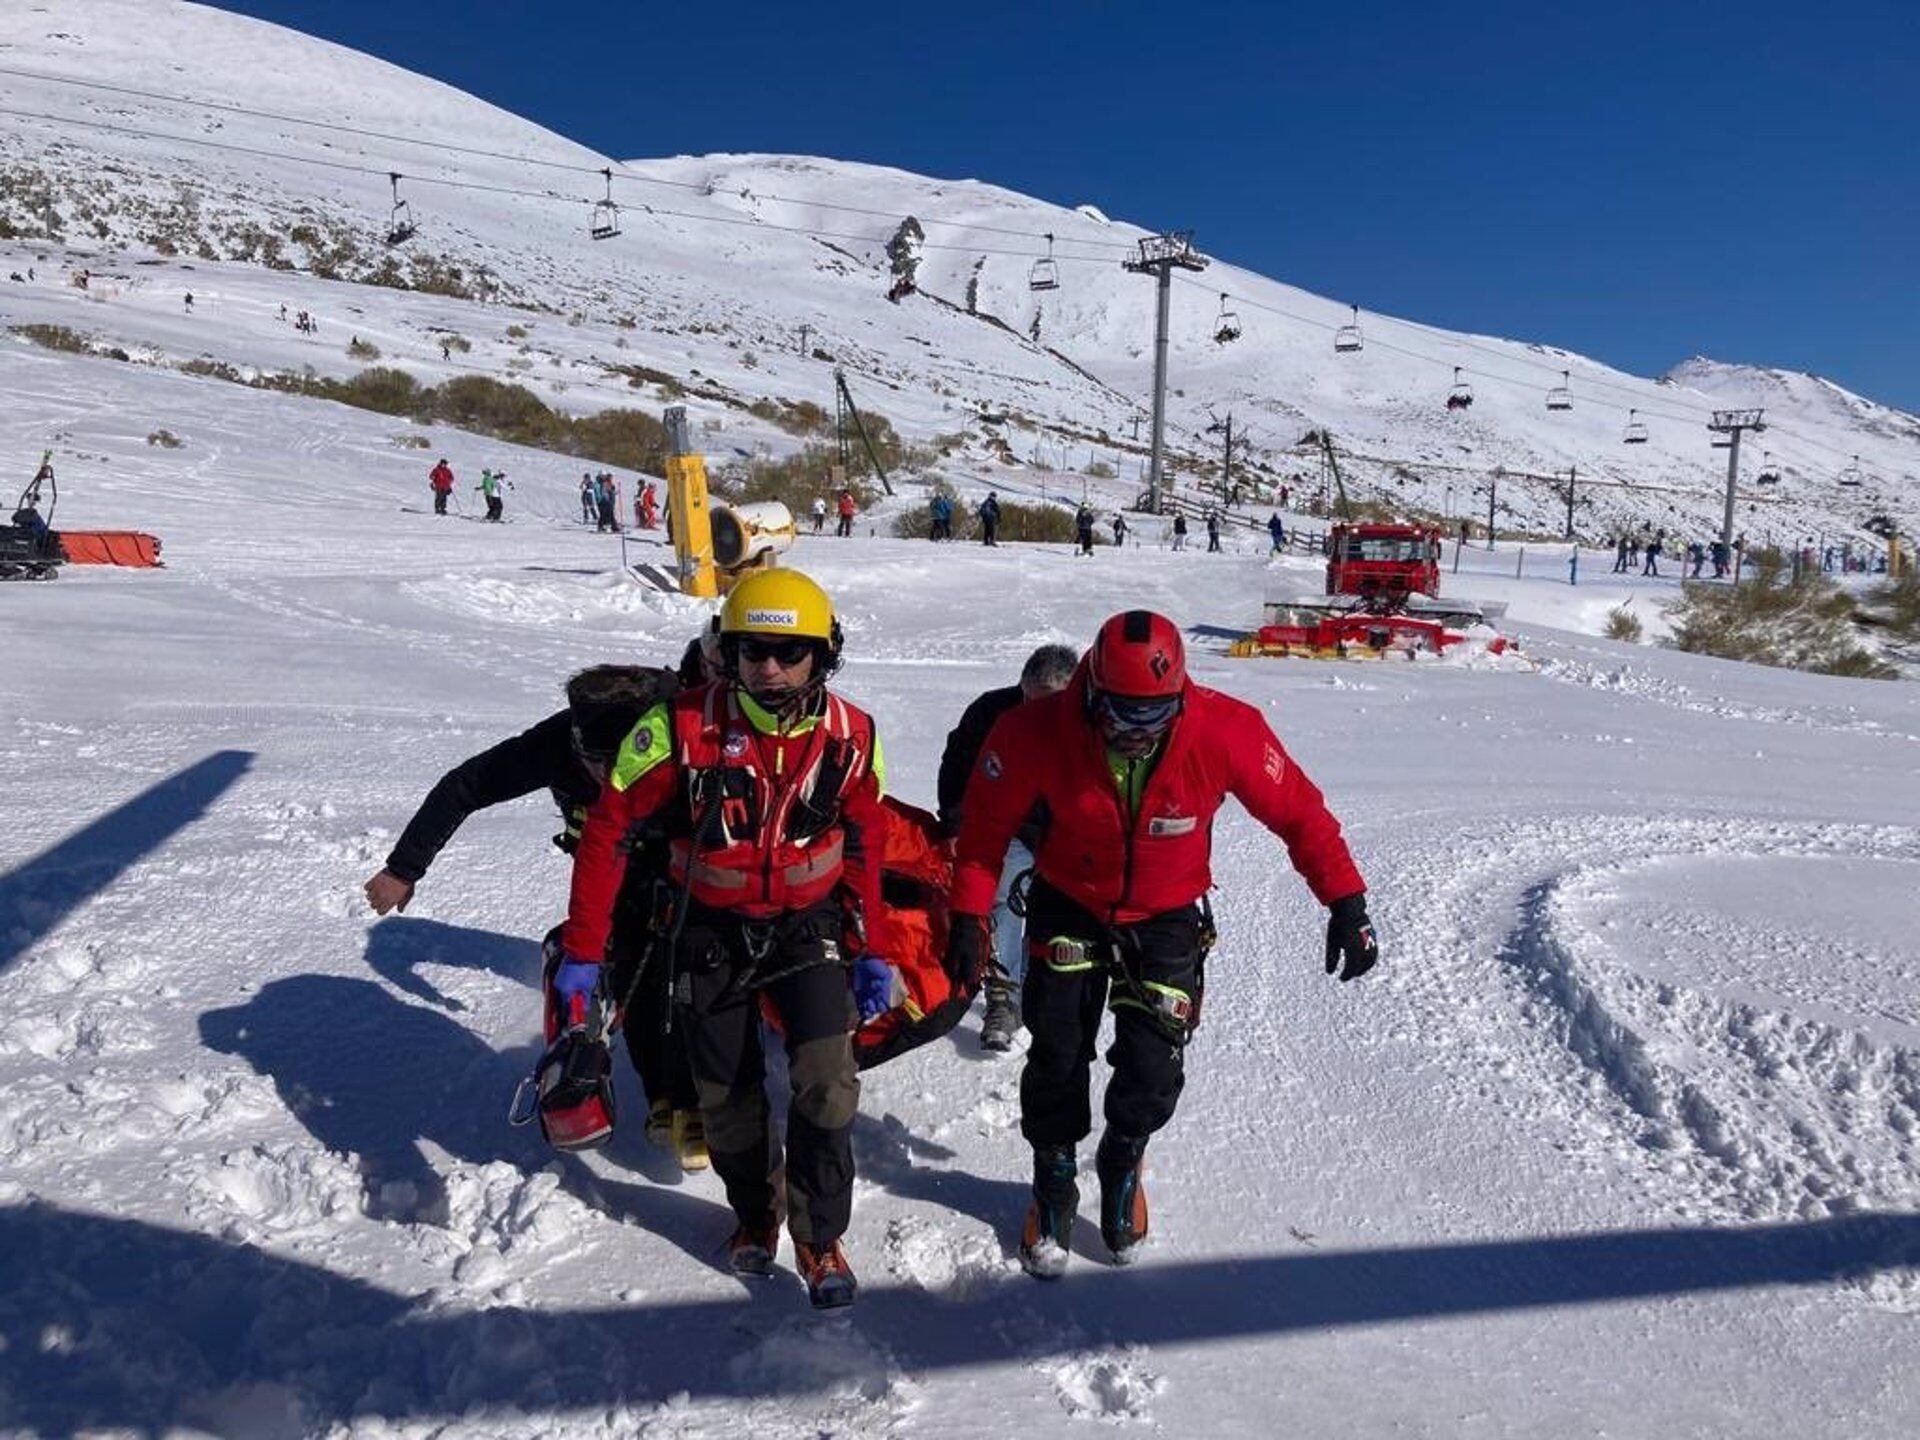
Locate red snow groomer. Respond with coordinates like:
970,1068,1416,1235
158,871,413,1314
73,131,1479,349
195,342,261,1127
0,453,164,581
1232,521,1507,660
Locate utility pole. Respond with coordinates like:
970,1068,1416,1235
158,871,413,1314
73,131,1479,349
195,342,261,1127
1485,467,1500,549
1206,411,1242,503
1563,464,1577,540
1122,232,1208,513
798,324,812,356
1708,409,1766,545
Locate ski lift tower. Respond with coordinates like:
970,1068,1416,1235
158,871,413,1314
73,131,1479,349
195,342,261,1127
1708,408,1766,545
1122,231,1207,513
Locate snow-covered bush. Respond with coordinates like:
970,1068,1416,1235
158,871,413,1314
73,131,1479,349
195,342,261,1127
1663,551,1893,678
1605,605,1643,642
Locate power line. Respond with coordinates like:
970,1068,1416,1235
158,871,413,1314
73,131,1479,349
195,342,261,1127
0,90,1893,483
0,64,1137,253
0,103,1130,262
1170,272,1877,474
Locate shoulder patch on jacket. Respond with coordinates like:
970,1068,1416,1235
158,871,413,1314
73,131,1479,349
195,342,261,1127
610,700,674,792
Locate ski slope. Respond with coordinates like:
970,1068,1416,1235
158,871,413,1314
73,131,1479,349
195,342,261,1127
1,4,1917,1435
1,0,1916,553
2,334,1918,1437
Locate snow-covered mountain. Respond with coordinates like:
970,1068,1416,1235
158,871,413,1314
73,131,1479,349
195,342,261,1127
3,7,1919,1438
2,0,1915,549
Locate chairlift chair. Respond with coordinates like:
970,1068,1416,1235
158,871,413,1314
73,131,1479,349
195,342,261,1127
1756,452,1781,485
1622,408,1649,444
1445,367,1473,410
590,168,621,241
1029,233,1059,292
1838,455,1866,488
385,172,417,247
1545,370,1573,411
1213,293,1242,344
1334,303,1363,354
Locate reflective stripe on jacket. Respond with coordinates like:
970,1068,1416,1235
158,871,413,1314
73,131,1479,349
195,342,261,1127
562,683,884,961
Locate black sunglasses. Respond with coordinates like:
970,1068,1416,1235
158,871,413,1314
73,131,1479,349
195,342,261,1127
738,636,815,666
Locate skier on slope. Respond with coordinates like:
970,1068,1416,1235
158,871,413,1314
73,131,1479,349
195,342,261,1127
979,492,1002,547
580,474,598,526
428,458,455,516
362,631,726,1170
946,611,1376,1277
554,569,884,1309
1075,504,1096,557
810,495,827,534
836,488,857,538
477,468,505,523
936,644,1079,1052
1205,508,1222,553
1268,513,1286,554
639,481,660,530
595,473,620,533
1111,513,1129,547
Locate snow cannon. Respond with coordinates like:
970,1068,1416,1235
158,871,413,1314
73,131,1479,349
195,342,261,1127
711,501,796,576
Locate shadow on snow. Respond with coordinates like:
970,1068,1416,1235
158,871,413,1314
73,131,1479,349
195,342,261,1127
0,749,253,976
2,1200,1914,1434
362,914,541,1011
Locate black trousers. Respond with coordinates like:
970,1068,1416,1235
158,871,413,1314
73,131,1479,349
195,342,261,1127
836,515,854,537
605,885,697,1112
433,491,448,514
673,902,859,1245
1019,879,1203,1151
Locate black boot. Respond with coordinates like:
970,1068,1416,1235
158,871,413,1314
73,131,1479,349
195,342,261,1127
1020,1144,1078,1280
1096,1131,1150,1265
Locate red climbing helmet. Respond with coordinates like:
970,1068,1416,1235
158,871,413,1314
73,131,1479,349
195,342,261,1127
1088,610,1186,699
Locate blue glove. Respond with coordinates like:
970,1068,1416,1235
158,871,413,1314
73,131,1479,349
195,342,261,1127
552,959,603,1028
852,955,893,1022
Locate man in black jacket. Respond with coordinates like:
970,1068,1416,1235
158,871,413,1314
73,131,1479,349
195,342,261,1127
363,632,721,1165
935,643,1078,1050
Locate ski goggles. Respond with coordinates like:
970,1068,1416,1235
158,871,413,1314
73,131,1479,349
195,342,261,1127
737,636,816,666
1094,692,1181,734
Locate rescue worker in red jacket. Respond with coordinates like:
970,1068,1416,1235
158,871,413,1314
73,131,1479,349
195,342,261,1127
948,610,1378,1277
556,568,882,1310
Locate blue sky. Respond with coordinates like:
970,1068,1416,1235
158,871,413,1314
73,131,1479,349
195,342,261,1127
214,0,1915,409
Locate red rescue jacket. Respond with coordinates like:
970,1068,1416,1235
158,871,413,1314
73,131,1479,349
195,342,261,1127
851,797,966,1069
562,683,884,963
429,462,454,493
951,666,1364,924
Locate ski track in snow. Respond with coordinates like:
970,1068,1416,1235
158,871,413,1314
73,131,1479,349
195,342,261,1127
1389,815,1920,1301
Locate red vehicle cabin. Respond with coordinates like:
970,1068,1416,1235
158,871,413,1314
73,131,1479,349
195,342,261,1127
1325,523,1443,609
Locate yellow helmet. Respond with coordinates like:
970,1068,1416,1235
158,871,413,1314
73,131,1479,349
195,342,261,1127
720,567,837,642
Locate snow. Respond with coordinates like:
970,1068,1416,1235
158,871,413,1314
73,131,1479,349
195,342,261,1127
1,4,1917,1437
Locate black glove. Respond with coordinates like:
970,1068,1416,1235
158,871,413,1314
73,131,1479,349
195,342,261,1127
944,914,991,993
1324,894,1378,982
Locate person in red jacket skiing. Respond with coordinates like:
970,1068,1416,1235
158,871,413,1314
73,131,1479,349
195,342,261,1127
947,609,1377,1277
555,567,882,1310
428,458,455,516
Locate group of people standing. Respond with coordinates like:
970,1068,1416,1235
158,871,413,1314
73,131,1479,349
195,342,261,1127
1612,531,1744,579
364,569,1378,1311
